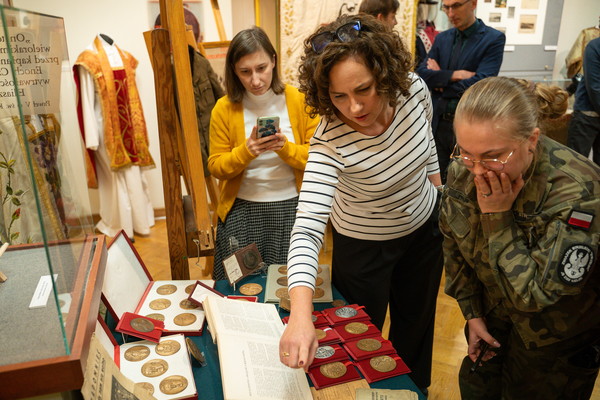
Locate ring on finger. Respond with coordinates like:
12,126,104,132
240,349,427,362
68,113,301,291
282,352,289,357
482,192,491,198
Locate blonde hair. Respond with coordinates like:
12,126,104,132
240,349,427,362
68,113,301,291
454,76,568,141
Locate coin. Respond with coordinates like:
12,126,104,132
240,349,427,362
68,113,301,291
275,287,289,299
239,283,263,296
130,317,154,333
159,375,188,395
141,359,168,377
149,299,171,310
179,299,199,310
315,329,327,340
370,355,397,373
156,284,177,295
315,345,335,359
156,340,181,356
276,277,288,286
185,284,195,294
311,314,318,323
186,337,206,365
123,345,150,362
334,306,357,318
320,362,347,379
136,382,154,395
356,338,382,352
174,313,197,326
146,313,165,322
317,266,323,274
242,249,259,270
345,322,369,334
313,288,324,299
331,299,346,308
315,277,324,286
278,265,287,274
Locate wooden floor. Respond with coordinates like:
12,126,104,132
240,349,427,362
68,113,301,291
123,218,600,400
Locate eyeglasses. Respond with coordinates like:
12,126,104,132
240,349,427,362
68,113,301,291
440,0,471,13
450,139,526,171
311,21,362,54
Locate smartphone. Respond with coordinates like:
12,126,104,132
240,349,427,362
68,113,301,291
257,116,280,138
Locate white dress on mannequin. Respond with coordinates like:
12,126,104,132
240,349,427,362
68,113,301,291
78,34,154,238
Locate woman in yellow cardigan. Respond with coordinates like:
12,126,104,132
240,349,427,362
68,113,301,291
208,26,318,280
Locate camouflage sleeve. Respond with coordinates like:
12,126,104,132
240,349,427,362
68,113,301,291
481,193,600,312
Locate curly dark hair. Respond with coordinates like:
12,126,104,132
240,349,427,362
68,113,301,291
298,14,414,120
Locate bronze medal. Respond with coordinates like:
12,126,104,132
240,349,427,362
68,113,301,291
317,266,323,274
276,276,288,286
239,283,263,296
159,375,188,395
141,359,168,377
315,328,327,340
275,287,289,299
186,337,206,364
315,345,335,359
320,362,347,379
278,265,287,274
242,249,260,270
370,355,397,373
136,382,154,395
185,284,195,294
331,299,346,308
149,298,171,310
130,318,154,333
156,284,177,295
123,345,150,362
344,322,368,335
334,306,357,318
155,340,181,356
315,277,323,286
174,313,197,326
179,299,199,310
356,338,382,352
313,288,324,299
279,297,291,312
146,313,165,322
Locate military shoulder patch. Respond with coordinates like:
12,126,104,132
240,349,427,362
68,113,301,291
558,244,595,285
567,210,594,230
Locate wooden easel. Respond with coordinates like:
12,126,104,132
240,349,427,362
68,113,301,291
145,0,218,280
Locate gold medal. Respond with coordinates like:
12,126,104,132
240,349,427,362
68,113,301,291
315,328,327,340
356,338,382,352
130,318,154,333
186,337,205,365
239,283,263,296
276,276,288,286
179,299,199,310
344,322,368,335
185,284,195,294
317,266,323,274
149,299,171,310
155,340,181,356
369,355,396,372
141,359,168,377
320,362,347,379
159,375,188,395
331,299,346,308
174,313,197,326
146,313,165,322
123,345,150,362
313,288,324,299
156,284,177,295
279,297,291,312
136,382,154,395
315,277,323,286
275,287,289,299
278,265,287,274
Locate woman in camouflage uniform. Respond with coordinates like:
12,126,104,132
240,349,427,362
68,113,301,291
440,76,600,399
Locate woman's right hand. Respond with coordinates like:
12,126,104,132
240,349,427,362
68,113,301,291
467,317,500,364
246,125,279,157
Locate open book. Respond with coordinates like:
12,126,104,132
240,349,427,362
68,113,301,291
203,296,313,400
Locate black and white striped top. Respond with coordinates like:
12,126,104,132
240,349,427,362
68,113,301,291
287,74,440,292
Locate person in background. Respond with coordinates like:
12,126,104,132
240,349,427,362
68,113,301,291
208,26,318,280
567,36,600,165
358,0,399,27
417,0,505,182
279,15,443,396
440,76,600,399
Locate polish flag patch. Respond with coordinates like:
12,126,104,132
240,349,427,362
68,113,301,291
567,210,594,230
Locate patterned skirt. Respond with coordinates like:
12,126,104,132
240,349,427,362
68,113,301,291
213,197,298,281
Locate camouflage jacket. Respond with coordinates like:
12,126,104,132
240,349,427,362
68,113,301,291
440,136,600,348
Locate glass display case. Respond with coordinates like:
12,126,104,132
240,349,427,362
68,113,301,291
0,5,106,399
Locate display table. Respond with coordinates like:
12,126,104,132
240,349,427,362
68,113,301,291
107,273,426,400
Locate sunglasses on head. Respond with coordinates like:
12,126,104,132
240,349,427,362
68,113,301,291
311,21,363,54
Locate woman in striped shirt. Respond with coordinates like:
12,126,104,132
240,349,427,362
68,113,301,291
279,15,443,393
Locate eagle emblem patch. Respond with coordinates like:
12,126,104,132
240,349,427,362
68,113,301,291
558,244,595,284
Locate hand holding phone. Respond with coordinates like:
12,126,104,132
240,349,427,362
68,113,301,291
257,116,280,139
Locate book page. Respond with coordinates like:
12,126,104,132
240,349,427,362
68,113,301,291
218,333,312,400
